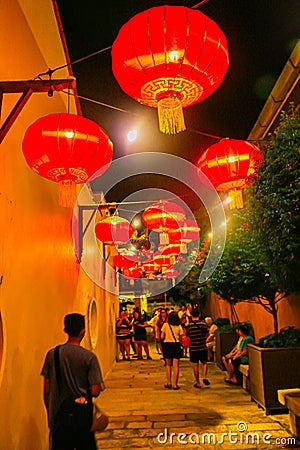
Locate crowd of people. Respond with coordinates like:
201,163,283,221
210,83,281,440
116,305,253,390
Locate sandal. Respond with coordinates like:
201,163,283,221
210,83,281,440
193,383,201,389
173,386,181,390
224,378,238,385
202,379,210,385
164,384,172,389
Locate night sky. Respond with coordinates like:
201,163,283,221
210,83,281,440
56,0,299,209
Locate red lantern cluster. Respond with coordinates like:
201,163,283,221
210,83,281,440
112,5,229,134
22,113,113,207
197,138,262,208
95,200,200,280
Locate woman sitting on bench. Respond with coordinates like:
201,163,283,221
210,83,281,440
222,324,254,385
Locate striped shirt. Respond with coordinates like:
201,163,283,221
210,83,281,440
186,319,208,352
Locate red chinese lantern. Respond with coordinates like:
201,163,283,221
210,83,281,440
197,139,262,209
142,201,186,232
142,261,161,274
112,5,229,134
153,254,173,268
95,216,134,245
113,254,138,269
160,268,181,279
169,220,200,244
22,113,113,207
159,243,182,257
122,266,143,278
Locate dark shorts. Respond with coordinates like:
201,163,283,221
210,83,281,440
116,334,131,341
232,357,241,370
190,349,208,364
163,342,181,359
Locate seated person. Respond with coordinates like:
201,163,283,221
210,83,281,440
205,317,218,361
222,324,254,385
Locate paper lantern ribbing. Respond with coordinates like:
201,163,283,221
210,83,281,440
112,5,229,134
197,139,262,209
95,216,134,245
22,113,113,207
169,220,200,244
142,201,186,232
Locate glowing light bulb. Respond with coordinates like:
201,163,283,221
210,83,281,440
228,156,236,163
208,232,213,238
132,219,140,227
65,131,74,139
226,197,232,204
169,50,179,62
127,129,137,142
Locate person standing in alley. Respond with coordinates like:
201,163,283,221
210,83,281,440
41,313,105,450
161,311,183,390
186,308,210,389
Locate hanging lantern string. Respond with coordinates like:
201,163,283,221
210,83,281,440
103,194,189,208
191,0,211,8
61,90,267,143
33,13,266,144
35,45,112,80
35,1,208,79
61,90,132,115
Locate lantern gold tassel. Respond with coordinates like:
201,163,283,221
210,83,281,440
157,96,186,135
58,180,77,208
228,189,244,210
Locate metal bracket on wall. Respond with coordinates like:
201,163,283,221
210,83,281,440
76,204,116,263
0,78,76,144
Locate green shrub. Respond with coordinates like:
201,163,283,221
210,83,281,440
258,326,300,348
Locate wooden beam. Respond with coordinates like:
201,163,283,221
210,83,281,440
0,77,76,144
0,78,76,94
0,88,33,144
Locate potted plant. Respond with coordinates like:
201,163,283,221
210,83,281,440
248,327,300,414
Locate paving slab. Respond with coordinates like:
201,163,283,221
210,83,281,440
95,344,300,449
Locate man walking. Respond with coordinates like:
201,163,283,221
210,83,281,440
186,308,210,388
41,313,105,450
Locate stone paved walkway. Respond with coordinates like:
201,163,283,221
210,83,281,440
95,344,299,449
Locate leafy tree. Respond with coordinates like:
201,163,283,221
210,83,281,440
248,106,300,294
204,212,284,332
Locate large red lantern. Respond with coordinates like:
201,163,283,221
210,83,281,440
112,5,229,134
142,201,186,232
197,138,262,209
22,113,113,207
95,216,134,245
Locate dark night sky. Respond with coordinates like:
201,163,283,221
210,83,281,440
56,0,299,209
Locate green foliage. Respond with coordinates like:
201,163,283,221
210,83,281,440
248,106,300,294
258,326,300,348
206,212,277,304
172,255,209,306
217,321,253,333
213,317,230,328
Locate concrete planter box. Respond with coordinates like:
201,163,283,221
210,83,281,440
248,344,300,415
215,331,239,370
